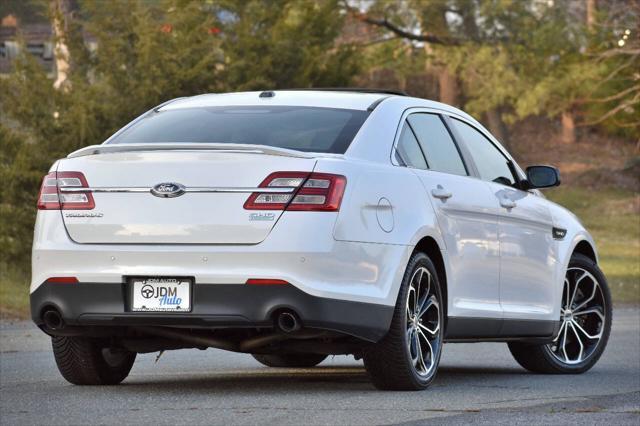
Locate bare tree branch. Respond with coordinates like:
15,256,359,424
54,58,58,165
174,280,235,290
583,84,640,104
580,92,640,126
357,15,461,45
341,2,462,46
595,48,640,59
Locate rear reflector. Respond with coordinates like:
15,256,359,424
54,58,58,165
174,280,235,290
45,277,79,284
245,279,290,285
37,171,95,210
244,172,346,211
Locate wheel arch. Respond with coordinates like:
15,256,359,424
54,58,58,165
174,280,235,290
551,233,599,320
572,239,598,264
412,236,448,327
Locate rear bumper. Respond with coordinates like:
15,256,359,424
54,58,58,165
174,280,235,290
30,282,393,342
32,211,412,307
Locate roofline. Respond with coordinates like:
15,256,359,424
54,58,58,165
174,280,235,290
280,88,408,96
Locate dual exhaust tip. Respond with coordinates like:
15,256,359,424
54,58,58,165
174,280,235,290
42,308,302,334
42,309,64,331
276,311,301,333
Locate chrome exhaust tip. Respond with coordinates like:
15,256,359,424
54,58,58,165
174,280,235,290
42,309,64,331
276,311,301,333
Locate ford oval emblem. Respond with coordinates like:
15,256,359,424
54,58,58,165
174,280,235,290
150,182,186,198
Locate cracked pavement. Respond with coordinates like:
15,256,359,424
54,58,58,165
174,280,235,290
1,307,638,425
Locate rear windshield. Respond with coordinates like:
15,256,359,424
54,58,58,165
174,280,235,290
107,106,369,154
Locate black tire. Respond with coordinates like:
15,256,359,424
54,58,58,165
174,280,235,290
251,353,328,368
508,253,612,374
363,252,444,391
52,336,136,385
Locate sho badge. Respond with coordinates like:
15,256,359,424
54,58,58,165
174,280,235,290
65,212,104,218
249,213,275,221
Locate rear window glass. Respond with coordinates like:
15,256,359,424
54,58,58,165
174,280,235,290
107,106,369,154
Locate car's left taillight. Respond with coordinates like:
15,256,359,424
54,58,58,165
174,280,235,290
244,171,347,212
37,171,95,210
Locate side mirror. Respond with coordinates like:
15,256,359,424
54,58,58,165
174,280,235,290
525,165,561,189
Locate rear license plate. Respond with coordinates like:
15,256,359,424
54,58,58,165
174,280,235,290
131,278,191,312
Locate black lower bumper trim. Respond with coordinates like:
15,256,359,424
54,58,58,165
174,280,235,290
30,282,393,342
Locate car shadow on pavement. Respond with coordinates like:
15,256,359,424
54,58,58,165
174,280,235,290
115,365,528,393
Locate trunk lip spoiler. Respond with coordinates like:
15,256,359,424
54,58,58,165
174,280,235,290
67,143,333,159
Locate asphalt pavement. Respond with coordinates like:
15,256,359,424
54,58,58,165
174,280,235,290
1,307,638,425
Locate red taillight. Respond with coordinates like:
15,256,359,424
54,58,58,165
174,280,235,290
246,279,290,285
37,171,95,210
45,277,79,284
244,172,346,212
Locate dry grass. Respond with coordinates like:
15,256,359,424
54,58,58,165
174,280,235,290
0,265,30,320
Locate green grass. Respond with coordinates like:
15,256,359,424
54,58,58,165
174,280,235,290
546,187,640,303
0,264,30,319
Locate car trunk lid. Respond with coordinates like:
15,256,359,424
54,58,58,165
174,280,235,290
58,149,316,244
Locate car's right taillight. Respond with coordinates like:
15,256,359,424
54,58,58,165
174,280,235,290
37,171,95,210
244,171,347,212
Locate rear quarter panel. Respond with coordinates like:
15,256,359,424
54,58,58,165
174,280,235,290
317,158,441,247
315,158,444,308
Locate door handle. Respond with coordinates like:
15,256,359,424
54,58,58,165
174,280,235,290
500,198,516,209
431,185,452,200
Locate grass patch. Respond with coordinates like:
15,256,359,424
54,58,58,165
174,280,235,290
546,187,640,303
0,263,30,319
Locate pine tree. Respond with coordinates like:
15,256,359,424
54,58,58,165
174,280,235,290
0,0,361,271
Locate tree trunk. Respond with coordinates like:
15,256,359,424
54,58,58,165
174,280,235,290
50,0,71,91
486,108,510,150
438,67,459,107
561,111,576,144
586,0,597,29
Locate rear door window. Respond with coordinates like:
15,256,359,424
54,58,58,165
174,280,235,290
395,122,428,169
407,114,467,176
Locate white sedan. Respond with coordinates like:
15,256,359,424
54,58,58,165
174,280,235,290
31,89,611,390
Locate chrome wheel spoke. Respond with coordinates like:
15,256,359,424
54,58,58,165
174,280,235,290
421,271,431,312
418,321,439,336
571,319,602,340
573,307,604,322
552,321,567,344
573,275,598,312
417,329,434,375
568,322,585,362
408,328,418,360
569,271,588,308
412,268,424,314
560,322,571,363
418,295,436,319
563,278,571,310
415,336,427,372
406,287,416,323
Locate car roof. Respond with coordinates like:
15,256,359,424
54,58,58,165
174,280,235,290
158,89,468,113
161,90,389,111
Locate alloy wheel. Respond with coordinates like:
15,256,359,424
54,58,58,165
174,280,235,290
406,266,441,377
547,267,606,365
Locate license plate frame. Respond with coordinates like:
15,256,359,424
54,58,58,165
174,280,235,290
128,277,193,313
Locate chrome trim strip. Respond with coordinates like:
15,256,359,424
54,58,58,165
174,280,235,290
59,187,296,194
184,187,296,193
59,187,149,193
